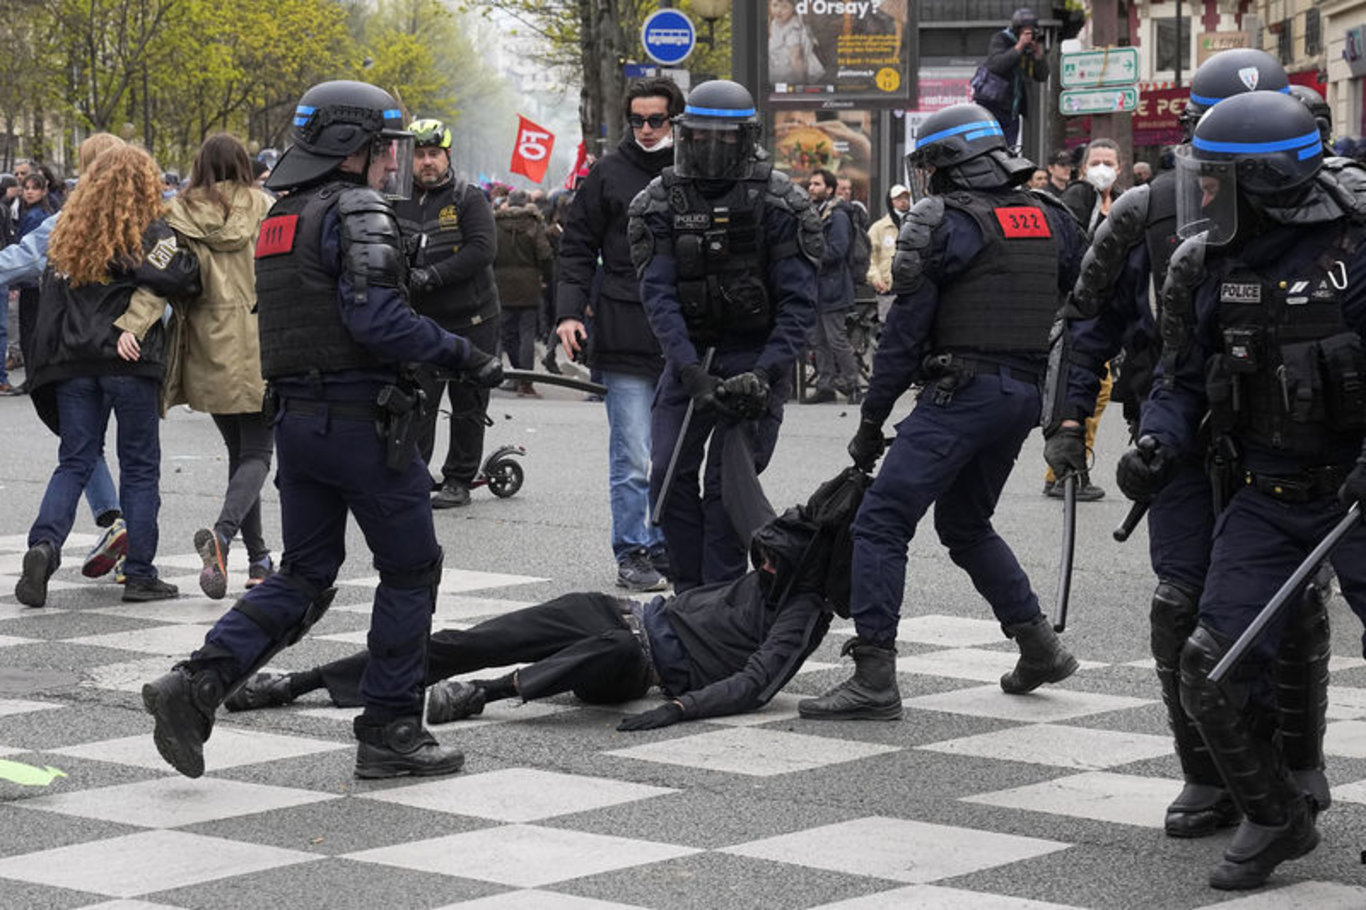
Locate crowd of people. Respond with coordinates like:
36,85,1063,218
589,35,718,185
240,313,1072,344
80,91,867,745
3,37,1366,893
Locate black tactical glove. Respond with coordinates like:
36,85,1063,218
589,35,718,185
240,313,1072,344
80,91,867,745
716,371,770,420
1044,423,1088,480
1339,451,1366,510
617,701,686,732
848,417,887,472
679,362,721,412
1116,436,1174,503
409,266,437,295
462,345,504,389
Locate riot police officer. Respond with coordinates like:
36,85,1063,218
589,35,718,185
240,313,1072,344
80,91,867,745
1042,49,1336,839
799,103,1086,721
1121,90,1366,889
142,81,502,780
628,79,821,592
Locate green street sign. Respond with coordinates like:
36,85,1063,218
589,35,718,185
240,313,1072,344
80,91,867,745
1060,47,1140,88
1060,86,1139,116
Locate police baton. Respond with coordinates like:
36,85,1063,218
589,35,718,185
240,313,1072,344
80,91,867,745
1053,472,1078,633
1209,502,1361,685
1113,500,1149,542
653,347,715,527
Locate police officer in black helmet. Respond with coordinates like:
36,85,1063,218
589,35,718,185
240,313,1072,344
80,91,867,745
629,79,821,592
1125,90,1366,890
799,103,1086,721
142,80,502,781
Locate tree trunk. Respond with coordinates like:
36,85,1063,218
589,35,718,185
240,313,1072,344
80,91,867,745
577,0,627,158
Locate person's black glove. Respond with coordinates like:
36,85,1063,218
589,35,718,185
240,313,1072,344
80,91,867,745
1044,424,1088,480
462,345,504,389
409,267,437,295
848,417,886,472
617,701,686,731
680,362,721,412
716,371,770,420
1116,436,1175,503
1339,452,1366,510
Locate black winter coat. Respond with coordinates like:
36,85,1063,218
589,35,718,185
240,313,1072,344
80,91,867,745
394,173,500,331
555,135,673,377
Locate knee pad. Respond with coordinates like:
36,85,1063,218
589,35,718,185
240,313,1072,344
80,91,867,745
377,548,443,601
1150,580,1200,667
1179,625,1245,726
222,580,338,698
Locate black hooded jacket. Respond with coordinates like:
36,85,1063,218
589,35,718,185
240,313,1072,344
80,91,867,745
555,134,673,378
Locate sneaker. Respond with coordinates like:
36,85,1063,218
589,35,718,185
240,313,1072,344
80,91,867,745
426,680,487,724
224,672,296,712
114,555,127,584
82,518,128,578
617,548,667,592
1076,482,1107,502
432,481,471,510
194,528,228,599
648,547,672,581
15,541,57,607
245,557,275,589
1042,480,1056,497
123,577,179,603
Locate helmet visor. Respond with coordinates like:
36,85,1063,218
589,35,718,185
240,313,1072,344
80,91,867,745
675,121,748,180
372,133,415,200
1175,145,1238,246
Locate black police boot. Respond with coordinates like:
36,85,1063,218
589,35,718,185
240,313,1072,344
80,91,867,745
353,714,465,779
426,680,487,725
141,664,225,778
1151,582,1239,837
224,672,296,712
1276,572,1333,816
1000,615,1079,694
797,638,902,720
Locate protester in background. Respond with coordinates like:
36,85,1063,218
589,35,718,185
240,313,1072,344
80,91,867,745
494,189,553,397
1133,160,1152,186
866,184,910,322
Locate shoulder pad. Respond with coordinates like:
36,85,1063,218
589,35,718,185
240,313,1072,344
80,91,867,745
627,177,669,276
1028,187,1075,219
337,186,392,218
1317,162,1366,221
763,171,823,265
1155,235,1207,386
1069,184,1151,319
890,197,944,295
338,187,404,301
1261,172,1352,225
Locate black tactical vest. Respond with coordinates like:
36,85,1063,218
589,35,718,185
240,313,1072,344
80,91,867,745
664,167,774,345
1207,235,1366,455
933,190,1060,353
256,183,388,381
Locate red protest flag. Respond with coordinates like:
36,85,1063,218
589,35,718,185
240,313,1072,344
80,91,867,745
509,115,555,183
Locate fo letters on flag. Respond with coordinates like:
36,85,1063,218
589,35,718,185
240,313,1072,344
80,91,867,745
510,115,554,183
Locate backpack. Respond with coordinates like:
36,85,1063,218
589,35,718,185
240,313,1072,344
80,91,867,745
843,200,871,283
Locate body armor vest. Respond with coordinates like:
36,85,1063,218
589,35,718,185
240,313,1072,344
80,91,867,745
256,183,388,381
665,166,774,346
934,190,1060,353
1207,231,1366,456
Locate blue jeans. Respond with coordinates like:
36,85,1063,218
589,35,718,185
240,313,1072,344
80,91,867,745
30,375,161,579
602,370,664,562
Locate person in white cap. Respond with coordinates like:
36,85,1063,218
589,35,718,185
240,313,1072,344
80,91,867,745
866,183,911,321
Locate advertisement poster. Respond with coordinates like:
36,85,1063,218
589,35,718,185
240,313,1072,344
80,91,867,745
766,0,915,107
770,108,875,206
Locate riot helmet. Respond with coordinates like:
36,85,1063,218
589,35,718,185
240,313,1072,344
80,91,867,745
409,118,452,149
1175,91,1323,244
674,80,762,181
267,80,414,198
1180,48,1289,139
1289,84,1332,146
907,103,1034,198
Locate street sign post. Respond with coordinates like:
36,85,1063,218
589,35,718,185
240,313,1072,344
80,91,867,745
1060,86,1139,115
641,8,696,67
1060,47,1140,88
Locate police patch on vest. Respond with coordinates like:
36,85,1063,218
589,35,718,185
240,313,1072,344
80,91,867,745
992,206,1051,238
438,205,459,229
256,215,299,258
1220,282,1260,303
674,212,711,230
145,235,177,270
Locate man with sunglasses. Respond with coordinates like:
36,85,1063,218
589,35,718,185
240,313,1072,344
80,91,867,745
555,77,684,592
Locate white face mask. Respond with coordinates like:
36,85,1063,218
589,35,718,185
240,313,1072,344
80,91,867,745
1085,163,1117,192
638,132,673,153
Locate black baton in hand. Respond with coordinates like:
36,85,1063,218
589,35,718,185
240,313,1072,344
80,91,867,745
653,347,715,527
1209,503,1361,685
1053,472,1078,633
1113,500,1149,542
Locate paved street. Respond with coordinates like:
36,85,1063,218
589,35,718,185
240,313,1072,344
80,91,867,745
1,380,1365,909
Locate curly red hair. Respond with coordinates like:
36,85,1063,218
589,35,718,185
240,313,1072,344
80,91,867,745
48,145,165,287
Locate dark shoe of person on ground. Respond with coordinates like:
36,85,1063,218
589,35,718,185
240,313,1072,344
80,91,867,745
617,547,667,593
194,528,228,599
803,388,836,405
123,577,180,603
798,637,903,720
1000,614,1079,694
83,517,128,578
142,666,221,778
1045,476,1106,501
1208,798,1319,890
15,541,58,608
426,680,487,725
649,547,672,582
224,672,296,712
432,481,471,509
245,557,275,589
353,716,465,779
1166,783,1241,838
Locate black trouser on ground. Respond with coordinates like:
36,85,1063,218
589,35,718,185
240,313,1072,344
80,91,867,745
317,591,655,707
210,412,274,563
417,318,499,486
